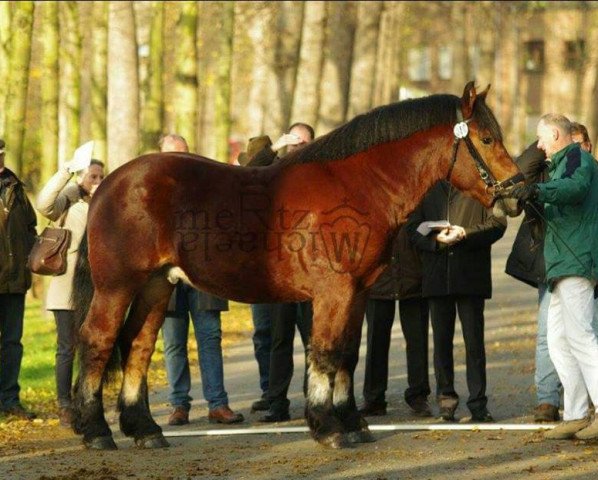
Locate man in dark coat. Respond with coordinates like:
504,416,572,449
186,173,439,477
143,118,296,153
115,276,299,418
358,227,431,417
159,135,243,426
0,139,37,420
407,180,506,422
505,141,562,423
243,123,315,422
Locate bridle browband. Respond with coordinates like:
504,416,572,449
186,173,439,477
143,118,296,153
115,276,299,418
446,108,524,196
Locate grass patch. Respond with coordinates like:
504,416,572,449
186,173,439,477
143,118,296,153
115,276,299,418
15,298,253,418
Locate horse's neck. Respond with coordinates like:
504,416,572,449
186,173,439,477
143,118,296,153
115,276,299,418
339,126,454,228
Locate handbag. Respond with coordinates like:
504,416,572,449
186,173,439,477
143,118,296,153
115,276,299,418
27,200,72,276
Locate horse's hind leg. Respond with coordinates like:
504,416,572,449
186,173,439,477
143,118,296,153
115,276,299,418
73,288,133,450
118,273,173,448
306,289,373,449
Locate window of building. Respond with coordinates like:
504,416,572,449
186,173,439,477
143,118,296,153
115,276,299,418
438,46,453,80
524,40,544,73
564,39,586,70
408,47,431,82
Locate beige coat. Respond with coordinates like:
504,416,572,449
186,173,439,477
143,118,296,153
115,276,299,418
36,167,89,310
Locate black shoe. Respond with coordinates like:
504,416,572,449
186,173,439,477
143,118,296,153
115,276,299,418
407,397,433,417
259,411,290,422
471,411,495,423
251,397,270,413
358,401,387,417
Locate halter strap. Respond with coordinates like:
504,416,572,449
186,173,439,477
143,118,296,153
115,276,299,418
446,108,523,196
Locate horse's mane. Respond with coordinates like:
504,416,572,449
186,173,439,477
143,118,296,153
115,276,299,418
281,93,503,165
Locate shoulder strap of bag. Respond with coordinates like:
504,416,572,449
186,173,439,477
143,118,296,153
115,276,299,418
57,198,71,228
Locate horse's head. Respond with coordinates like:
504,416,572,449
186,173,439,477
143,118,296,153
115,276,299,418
447,82,523,217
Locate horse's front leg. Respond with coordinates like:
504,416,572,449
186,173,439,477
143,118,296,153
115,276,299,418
306,291,373,448
118,276,173,448
73,289,131,450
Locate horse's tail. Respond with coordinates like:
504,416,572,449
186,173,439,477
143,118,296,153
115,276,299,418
72,230,121,382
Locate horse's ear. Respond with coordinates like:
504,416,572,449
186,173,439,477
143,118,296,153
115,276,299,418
478,84,491,100
461,81,477,119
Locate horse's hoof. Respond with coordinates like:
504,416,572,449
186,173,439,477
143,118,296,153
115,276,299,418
346,428,376,444
135,434,170,449
84,436,118,450
318,432,353,449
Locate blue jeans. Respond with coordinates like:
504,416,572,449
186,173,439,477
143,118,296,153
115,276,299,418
0,294,25,409
536,283,598,407
250,304,273,395
162,288,228,411
536,284,561,407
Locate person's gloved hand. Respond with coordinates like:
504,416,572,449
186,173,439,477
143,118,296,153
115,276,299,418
509,184,539,203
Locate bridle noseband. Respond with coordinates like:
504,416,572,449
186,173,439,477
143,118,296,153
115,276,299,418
446,109,524,196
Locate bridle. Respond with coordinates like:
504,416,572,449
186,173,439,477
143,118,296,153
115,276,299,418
446,109,524,197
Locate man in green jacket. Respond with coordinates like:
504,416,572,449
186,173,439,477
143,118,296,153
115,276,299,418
0,139,37,420
510,114,598,440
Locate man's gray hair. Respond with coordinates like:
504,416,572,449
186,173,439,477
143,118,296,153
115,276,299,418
540,113,572,135
158,134,188,150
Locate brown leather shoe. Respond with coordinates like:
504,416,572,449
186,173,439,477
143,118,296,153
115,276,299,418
208,405,244,424
534,403,560,423
168,406,190,426
358,401,387,416
2,404,36,420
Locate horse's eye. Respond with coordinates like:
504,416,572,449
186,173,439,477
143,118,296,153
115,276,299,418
482,137,493,145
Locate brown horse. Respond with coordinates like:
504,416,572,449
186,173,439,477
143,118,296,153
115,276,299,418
72,82,522,450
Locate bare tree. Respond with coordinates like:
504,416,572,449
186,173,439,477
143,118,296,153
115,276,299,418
290,1,327,127
317,1,356,133
347,1,383,118
142,1,164,153
41,1,59,183
91,1,108,161
0,2,10,138
214,2,235,162
107,1,140,169
4,1,35,174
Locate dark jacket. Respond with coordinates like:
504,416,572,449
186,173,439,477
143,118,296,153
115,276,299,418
166,282,228,317
0,168,37,293
505,141,548,288
369,227,423,301
406,180,506,299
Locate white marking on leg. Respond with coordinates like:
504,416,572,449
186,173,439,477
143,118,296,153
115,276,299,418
122,371,142,406
308,364,331,406
333,369,350,406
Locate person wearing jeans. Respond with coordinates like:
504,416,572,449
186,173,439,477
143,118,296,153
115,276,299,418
163,282,243,425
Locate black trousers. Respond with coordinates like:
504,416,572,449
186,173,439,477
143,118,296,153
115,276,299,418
363,298,430,405
267,302,313,413
429,295,487,415
53,310,77,408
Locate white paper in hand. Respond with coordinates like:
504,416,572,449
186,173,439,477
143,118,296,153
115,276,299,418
416,220,451,236
68,141,94,173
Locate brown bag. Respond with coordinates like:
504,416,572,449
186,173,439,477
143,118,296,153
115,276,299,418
27,200,72,276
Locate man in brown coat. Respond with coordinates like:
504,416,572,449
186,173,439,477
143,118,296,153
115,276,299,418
0,139,37,420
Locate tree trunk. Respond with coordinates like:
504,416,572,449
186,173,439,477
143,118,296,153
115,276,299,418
174,1,198,152
40,1,59,183
317,1,356,133
347,1,383,118
142,1,164,153
58,2,81,164
263,1,304,135
90,1,108,161
214,2,235,163
107,1,140,169
4,1,34,174
290,1,326,128
0,2,11,138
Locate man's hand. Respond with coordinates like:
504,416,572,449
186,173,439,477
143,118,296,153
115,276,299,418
437,227,462,245
509,184,539,203
271,133,304,152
